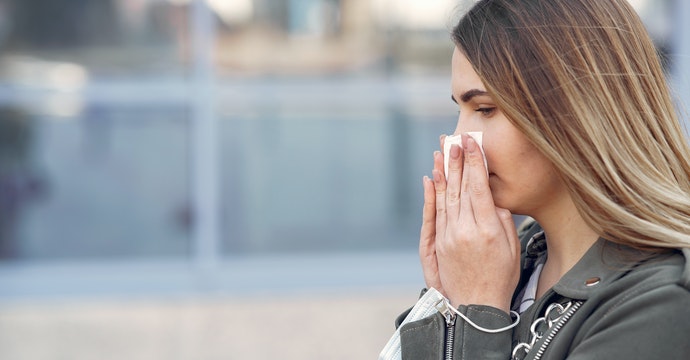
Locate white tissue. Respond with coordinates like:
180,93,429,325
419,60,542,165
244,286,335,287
443,132,486,178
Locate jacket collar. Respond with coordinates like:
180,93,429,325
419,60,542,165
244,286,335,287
551,238,625,300
678,248,690,290
552,238,689,299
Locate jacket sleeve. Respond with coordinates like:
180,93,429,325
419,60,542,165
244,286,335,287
399,305,514,360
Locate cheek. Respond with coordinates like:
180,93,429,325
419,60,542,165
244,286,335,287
483,142,529,175
485,144,556,207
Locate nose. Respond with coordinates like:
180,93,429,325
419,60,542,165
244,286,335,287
453,112,477,136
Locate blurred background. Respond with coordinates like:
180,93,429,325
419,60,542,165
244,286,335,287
0,0,687,359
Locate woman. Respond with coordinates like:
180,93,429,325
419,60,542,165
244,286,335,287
382,0,690,359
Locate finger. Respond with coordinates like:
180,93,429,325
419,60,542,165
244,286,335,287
433,150,444,180
445,144,463,220
420,176,442,289
462,134,498,226
496,208,520,257
432,167,447,237
420,176,436,255
439,134,447,176
459,137,475,224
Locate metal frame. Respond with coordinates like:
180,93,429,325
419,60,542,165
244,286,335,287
190,0,220,269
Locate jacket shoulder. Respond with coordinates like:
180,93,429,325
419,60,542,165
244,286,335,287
629,249,690,292
554,251,690,359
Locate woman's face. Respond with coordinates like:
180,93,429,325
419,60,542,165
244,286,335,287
450,47,567,215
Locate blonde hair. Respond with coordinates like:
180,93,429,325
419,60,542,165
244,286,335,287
452,0,690,249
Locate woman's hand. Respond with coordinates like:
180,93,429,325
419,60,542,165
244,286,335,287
419,144,446,294
419,134,521,313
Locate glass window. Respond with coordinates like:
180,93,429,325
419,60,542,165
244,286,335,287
0,0,193,261
0,104,191,260
0,0,682,264
217,0,460,255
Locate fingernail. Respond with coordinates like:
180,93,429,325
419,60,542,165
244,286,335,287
450,144,461,159
464,134,477,152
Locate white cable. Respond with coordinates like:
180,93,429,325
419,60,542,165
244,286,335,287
446,298,521,334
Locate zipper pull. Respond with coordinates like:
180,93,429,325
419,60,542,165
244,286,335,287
436,298,457,360
435,298,457,326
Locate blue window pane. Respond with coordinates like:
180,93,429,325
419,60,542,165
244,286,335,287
0,105,191,260
220,78,454,254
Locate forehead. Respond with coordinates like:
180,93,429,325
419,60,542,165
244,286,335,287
451,47,486,92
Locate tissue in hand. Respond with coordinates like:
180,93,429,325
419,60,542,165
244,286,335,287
443,132,486,178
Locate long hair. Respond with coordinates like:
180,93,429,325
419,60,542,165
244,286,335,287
452,0,690,249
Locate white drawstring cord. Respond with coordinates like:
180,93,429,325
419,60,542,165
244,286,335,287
440,298,521,333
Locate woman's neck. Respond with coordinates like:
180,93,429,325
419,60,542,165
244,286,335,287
532,197,599,298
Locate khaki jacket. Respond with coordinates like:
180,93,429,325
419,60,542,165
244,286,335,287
396,221,690,359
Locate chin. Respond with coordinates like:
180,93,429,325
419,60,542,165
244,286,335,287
489,177,516,211
491,194,518,213
491,196,508,210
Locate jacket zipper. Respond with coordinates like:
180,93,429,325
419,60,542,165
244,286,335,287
436,299,457,360
531,301,583,360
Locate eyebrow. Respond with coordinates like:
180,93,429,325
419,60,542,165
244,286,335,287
451,89,490,104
